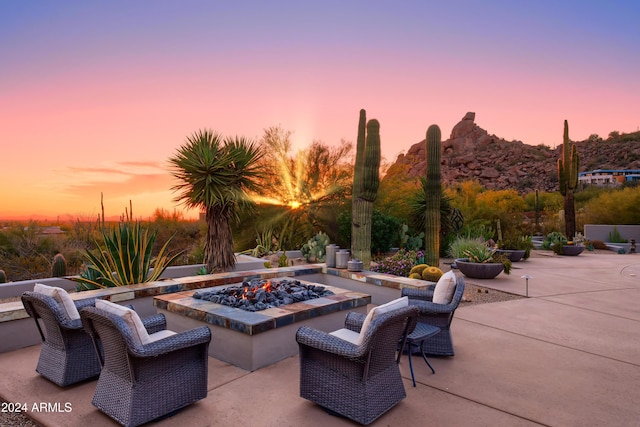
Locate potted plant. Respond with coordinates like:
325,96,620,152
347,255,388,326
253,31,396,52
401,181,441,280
449,237,511,279
496,234,534,262
541,232,584,256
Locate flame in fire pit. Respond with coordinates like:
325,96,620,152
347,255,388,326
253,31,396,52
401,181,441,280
241,280,272,299
193,279,334,312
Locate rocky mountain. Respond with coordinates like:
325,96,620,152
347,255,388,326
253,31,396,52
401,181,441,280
385,112,640,194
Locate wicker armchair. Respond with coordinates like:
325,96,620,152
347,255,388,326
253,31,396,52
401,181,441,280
401,275,465,356
296,305,419,425
80,306,211,427
21,291,102,386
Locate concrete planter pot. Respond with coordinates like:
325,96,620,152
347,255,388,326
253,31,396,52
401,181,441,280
454,258,504,279
560,245,584,256
495,249,526,262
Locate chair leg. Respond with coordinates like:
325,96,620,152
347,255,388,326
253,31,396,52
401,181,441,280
420,341,435,374
407,342,417,387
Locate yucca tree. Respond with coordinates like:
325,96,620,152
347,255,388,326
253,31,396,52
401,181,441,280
169,129,264,273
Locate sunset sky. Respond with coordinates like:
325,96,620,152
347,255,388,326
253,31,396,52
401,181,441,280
1,1,639,221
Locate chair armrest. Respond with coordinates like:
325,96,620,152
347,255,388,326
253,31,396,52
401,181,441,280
344,311,366,332
74,298,96,311
59,317,84,330
129,326,211,358
142,313,166,334
296,326,367,359
402,286,435,301
408,299,453,314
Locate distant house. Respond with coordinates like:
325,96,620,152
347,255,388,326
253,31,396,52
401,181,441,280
40,226,65,235
578,169,640,187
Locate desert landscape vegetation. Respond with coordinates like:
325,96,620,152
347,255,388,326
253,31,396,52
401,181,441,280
1,114,638,284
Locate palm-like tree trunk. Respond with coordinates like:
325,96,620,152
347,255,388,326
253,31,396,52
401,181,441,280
205,206,236,273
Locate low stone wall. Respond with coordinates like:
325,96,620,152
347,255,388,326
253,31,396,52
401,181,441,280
0,254,268,299
584,225,640,253
584,224,640,242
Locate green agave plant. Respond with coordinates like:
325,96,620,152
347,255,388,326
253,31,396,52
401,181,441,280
72,221,182,290
450,236,512,274
463,245,495,263
461,246,512,275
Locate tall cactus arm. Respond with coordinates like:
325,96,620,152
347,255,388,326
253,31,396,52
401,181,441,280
558,158,566,195
424,124,442,267
353,109,367,198
569,144,579,190
361,119,381,202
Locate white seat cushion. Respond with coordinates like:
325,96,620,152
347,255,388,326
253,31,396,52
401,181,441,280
147,329,177,343
33,283,80,320
432,271,457,304
355,296,408,346
329,297,409,346
95,299,152,346
329,328,361,345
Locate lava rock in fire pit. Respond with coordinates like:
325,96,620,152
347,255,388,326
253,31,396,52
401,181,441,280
192,279,334,312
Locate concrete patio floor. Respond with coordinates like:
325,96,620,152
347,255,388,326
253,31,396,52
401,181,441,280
1,250,639,427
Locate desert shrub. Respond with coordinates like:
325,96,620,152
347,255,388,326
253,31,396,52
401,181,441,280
337,209,402,255
583,187,640,224
371,249,424,277
589,240,608,250
460,223,495,241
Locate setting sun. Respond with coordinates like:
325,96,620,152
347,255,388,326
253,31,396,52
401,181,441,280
289,201,301,210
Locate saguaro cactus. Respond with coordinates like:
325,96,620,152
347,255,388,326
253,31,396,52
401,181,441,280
424,125,441,267
351,109,381,269
557,120,580,239
51,253,67,277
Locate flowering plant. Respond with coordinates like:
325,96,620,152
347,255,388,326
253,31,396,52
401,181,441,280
371,249,424,277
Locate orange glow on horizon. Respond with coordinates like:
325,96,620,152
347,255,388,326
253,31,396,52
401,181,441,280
1,3,638,220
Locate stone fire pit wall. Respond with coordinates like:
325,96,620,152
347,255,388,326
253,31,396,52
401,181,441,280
154,280,369,371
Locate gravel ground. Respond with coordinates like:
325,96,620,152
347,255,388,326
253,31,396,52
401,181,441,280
0,399,40,427
459,282,524,307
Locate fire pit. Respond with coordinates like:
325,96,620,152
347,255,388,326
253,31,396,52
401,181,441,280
154,279,369,371
193,278,334,312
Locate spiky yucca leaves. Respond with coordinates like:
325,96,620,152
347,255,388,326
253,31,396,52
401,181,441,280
425,125,442,267
557,120,580,239
351,111,381,269
72,221,181,290
169,129,264,273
